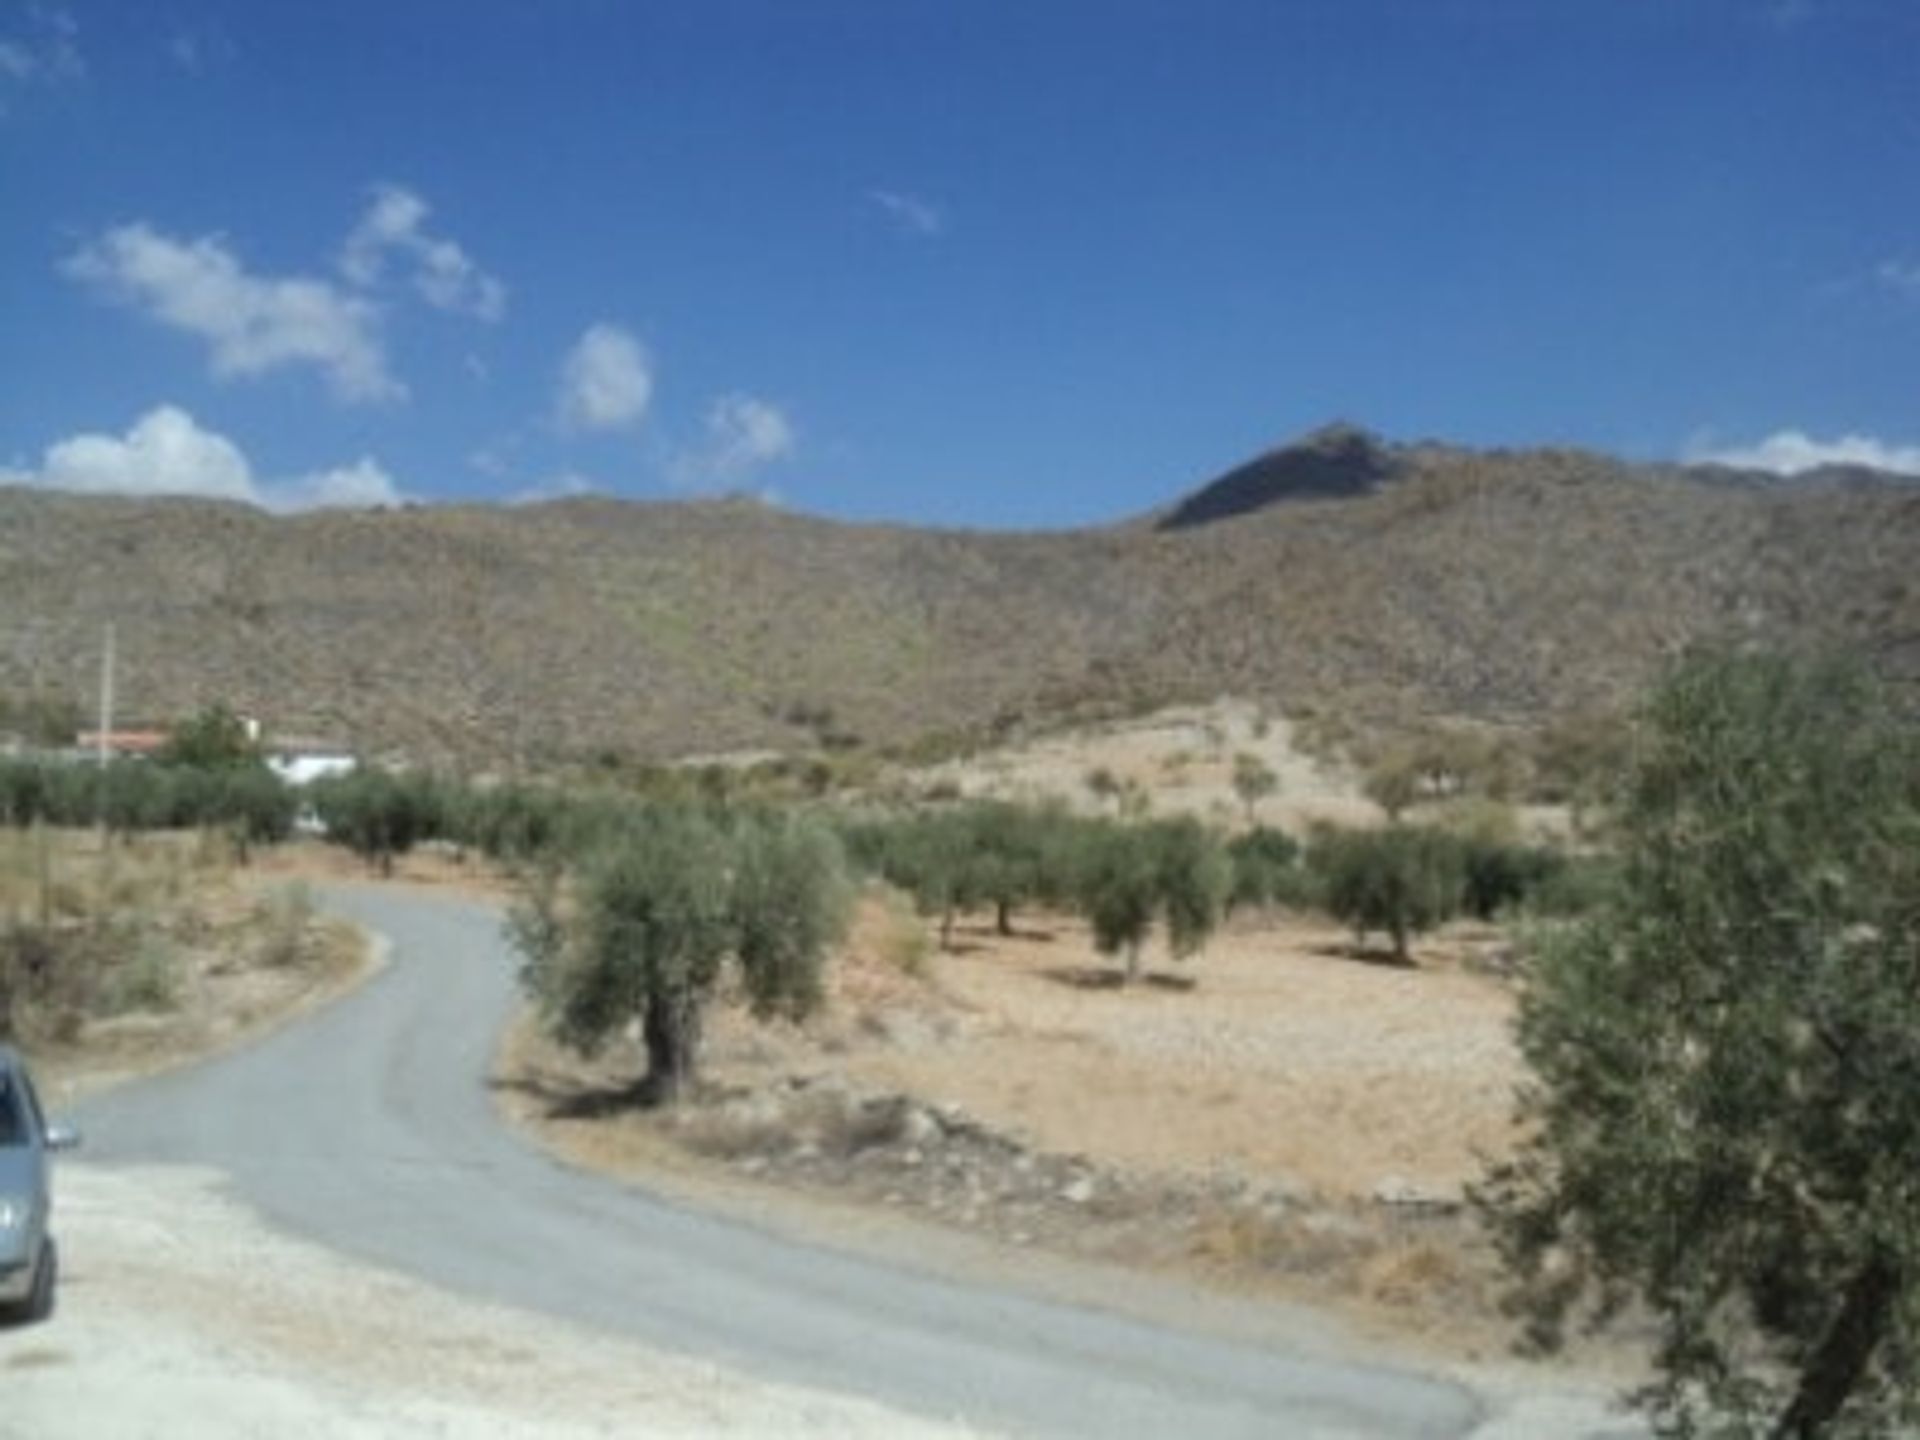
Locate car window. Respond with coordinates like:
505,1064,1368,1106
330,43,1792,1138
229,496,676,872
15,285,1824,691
0,1074,22,1148
17,1069,46,1144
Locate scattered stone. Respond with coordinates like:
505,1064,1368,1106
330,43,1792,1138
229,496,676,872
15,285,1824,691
1370,1176,1461,1215
1060,1176,1096,1206
898,1104,941,1148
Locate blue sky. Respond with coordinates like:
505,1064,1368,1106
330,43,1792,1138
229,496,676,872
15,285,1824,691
2,0,1917,528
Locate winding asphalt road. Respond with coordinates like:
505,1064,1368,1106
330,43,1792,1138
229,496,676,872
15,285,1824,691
76,885,1492,1438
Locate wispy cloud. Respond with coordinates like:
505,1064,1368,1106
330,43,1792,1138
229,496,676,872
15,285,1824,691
166,22,234,75
556,323,653,432
340,183,506,322
1761,0,1815,30
0,3,83,103
1686,428,1920,476
65,223,400,402
869,188,945,237
1877,258,1920,300
0,405,408,510
670,393,795,489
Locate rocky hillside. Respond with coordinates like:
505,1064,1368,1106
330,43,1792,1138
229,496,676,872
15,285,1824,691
2,429,1914,765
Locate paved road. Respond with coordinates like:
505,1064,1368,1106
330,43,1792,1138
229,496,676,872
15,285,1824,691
77,885,1490,1438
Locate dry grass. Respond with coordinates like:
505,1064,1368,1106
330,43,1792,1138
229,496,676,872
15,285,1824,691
2,828,369,1093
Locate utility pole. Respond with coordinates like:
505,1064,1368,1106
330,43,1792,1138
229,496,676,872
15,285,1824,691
95,621,115,845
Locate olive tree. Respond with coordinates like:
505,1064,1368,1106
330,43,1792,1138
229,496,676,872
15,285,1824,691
308,768,446,876
1075,818,1230,983
513,806,850,1104
158,703,260,769
1310,825,1464,962
1230,752,1279,824
1478,650,1920,1439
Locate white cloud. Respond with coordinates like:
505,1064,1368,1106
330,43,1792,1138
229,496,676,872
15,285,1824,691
340,184,505,322
66,224,400,402
557,324,653,432
671,394,795,489
508,472,602,506
869,189,945,237
1687,429,1920,477
0,406,406,511
277,457,406,510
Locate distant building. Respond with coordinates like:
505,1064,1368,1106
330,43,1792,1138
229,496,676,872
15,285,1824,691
264,738,357,787
76,728,170,759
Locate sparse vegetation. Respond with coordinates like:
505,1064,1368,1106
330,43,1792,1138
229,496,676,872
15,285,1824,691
0,830,338,1050
1230,751,1278,823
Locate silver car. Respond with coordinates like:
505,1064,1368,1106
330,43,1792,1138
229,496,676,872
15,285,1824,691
0,1044,79,1324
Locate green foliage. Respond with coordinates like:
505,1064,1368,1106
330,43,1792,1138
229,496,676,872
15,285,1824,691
1310,825,1465,960
511,804,852,1102
1075,825,1158,974
456,782,567,863
1454,836,1564,924
842,801,1083,948
1226,825,1305,911
1230,752,1279,822
731,809,852,1022
0,755,295,851
1478,649,1920,1438
308,767,447,874
1074,817,1230,982
158,703,261,769
1520,853,1616,919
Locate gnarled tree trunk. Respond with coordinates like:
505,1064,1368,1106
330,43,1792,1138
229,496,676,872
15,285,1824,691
1772,1252,1900,1439
640,988,703,1105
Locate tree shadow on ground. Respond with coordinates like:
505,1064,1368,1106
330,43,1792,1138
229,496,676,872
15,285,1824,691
947,920,1060,946
487,1067,650,1118
1310,941,1419,970
1038,965,1197,993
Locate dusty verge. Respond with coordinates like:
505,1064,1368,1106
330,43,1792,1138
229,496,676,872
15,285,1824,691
0,1165,979,1440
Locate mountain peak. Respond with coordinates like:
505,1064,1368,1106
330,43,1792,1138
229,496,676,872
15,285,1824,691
1157,422,1399,530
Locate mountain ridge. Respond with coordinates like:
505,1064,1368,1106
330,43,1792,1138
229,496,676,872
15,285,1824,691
3,428,1915,766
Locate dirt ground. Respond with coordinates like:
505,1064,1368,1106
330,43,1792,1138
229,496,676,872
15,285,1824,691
0,1165,979,1440
811,907,1519,1198
497,886,1549,1367
918,698,1381,832
487,699,1567,1356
